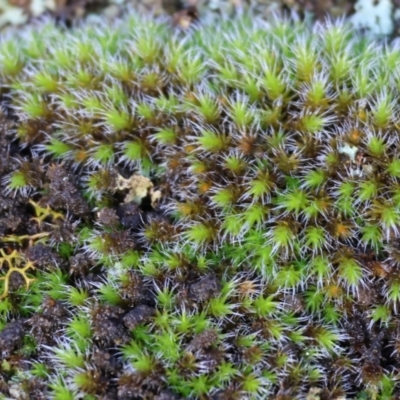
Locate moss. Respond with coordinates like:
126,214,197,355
1,11,400,399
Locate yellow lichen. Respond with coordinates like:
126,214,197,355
0,231,50,246
29,199,64,226
0,249,35,299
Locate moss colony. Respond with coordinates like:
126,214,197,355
1,13,400,400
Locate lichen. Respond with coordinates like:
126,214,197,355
1,11,400,399
116,174,161,206
351,0,394,36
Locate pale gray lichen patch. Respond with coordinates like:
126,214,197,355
338,143,358,162
116,174,161,207
351,0,394,36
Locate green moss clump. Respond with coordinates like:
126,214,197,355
1,12,400,399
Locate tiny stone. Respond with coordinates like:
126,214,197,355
123,305,156,330
0,320,25,358
187,329,218,352
189,274,220,302
92,305,131,345
116,202,144,229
